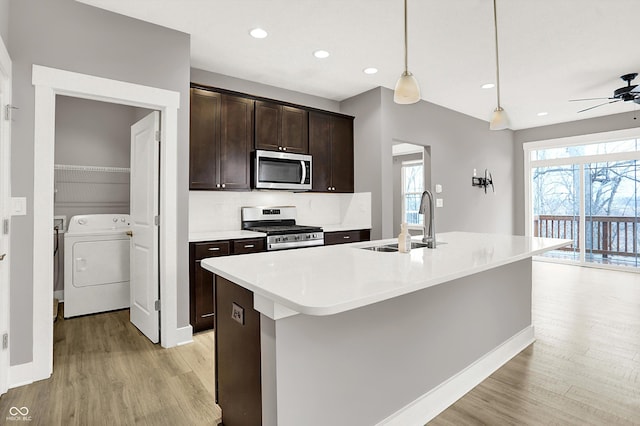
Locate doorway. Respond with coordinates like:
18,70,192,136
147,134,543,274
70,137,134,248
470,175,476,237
524,128,640,271
30,65,183,383
392,141,431,237
53,97,158,341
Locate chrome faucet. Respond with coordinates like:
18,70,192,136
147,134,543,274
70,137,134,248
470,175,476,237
418,189,436,248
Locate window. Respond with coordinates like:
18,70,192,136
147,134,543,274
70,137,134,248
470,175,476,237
401,160,424,228
525,131,640,270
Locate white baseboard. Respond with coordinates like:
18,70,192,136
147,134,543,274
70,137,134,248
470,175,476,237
9,362,33,389
378,326,535,426
173,325,193,346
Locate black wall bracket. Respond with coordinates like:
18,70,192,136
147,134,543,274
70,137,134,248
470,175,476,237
472,169,494,194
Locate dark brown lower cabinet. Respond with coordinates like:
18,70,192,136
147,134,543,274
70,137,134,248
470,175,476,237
323,229,371,246
190,238,265,333
215,276,262,426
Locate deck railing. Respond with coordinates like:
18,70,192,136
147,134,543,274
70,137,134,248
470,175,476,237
534,215,639,257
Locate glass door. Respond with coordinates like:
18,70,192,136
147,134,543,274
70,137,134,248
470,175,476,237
584,160,640,267
525,134,640,270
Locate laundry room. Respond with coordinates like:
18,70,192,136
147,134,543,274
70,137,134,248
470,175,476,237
53,95,152,319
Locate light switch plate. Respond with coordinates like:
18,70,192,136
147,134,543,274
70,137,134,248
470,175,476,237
435,184,442,193
11,197,27,216
232,302,244,325
436,198,444,208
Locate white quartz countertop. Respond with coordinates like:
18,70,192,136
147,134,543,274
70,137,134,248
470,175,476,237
189,230,266,242
201,232,571,318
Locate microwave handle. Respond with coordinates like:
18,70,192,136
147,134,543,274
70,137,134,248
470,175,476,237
300,160,306,184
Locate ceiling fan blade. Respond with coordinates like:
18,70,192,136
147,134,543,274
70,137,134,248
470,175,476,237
577,99,621,113
569,97,615,102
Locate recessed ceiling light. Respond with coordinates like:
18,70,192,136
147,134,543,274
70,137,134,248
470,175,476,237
313,50,330,59
249,28,268,39
537,112,548,117
363,67,378,75
481,83,495,89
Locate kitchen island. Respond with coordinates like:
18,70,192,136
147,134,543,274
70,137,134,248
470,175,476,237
202,232,571,426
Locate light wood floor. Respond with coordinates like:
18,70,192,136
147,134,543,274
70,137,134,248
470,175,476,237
0,306,221,425
1,262,639,425
430,262,640,425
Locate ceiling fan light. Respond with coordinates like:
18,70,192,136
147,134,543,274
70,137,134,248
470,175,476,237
394,71,421,104
489,106,509,130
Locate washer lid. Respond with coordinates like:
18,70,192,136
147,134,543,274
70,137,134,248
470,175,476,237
67,214,131,234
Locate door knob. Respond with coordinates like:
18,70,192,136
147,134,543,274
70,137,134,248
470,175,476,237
0,253,5,261
126,231,133,237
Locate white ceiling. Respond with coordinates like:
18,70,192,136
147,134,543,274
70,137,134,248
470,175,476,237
78,0,640,130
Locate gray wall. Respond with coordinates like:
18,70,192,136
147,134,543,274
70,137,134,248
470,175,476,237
191,68,341,113
342,87,515,240
513,111,640,235
8,0,190,365
0,0,8,43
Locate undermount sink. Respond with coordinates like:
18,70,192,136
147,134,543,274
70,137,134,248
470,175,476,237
384,241,431,249
360,241,447,252
361,245,398,252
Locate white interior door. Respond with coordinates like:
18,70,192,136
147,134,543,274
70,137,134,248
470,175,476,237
130,111,160,343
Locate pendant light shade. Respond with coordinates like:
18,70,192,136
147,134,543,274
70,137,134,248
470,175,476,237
489,0,508,130
489,106,509,130
394,0,420,105
394,71,421,104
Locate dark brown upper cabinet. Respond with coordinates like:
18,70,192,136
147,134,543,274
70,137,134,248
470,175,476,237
309,111,354,193
255,100,308,154
190,88,254,190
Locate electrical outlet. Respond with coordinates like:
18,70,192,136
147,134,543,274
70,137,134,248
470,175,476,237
53,215,67,232
231,303,244,325
436,198,444,208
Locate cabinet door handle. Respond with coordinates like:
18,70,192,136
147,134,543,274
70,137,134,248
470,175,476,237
327,187,331,191
221,183,226,188
208,247,220,251
216,184,221,188
343,236,350,239
283,147,287,151
201,313,215,318
244,244,255,248
278,146,283,151
0,253,5,261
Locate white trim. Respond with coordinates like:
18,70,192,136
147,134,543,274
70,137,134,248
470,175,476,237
0,32,11,397
8,362,33,389
53,290,64,302
174,325,194,346
31,65,185,383
377,326,535,426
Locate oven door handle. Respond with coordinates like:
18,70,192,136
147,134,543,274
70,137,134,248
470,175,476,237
300,160,306,184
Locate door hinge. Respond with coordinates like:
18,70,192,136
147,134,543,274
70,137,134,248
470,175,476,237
2,333,8,350
154,300,161,311
3,218,8,235
4,104,18,121
154,215,160,226
155,130,161,142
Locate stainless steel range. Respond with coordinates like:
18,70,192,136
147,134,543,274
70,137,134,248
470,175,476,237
241,206,324,251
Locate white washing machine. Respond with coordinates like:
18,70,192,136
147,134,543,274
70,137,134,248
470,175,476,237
64,214,131,318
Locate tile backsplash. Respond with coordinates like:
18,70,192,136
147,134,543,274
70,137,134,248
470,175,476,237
189,191,371,233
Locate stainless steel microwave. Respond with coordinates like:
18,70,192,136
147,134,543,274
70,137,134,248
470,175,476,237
254,150,312,190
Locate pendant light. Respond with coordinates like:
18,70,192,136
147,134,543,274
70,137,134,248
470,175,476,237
394,0,421,104
489,0,509,130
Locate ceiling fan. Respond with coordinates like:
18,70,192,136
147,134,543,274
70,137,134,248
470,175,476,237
570,73,640,113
